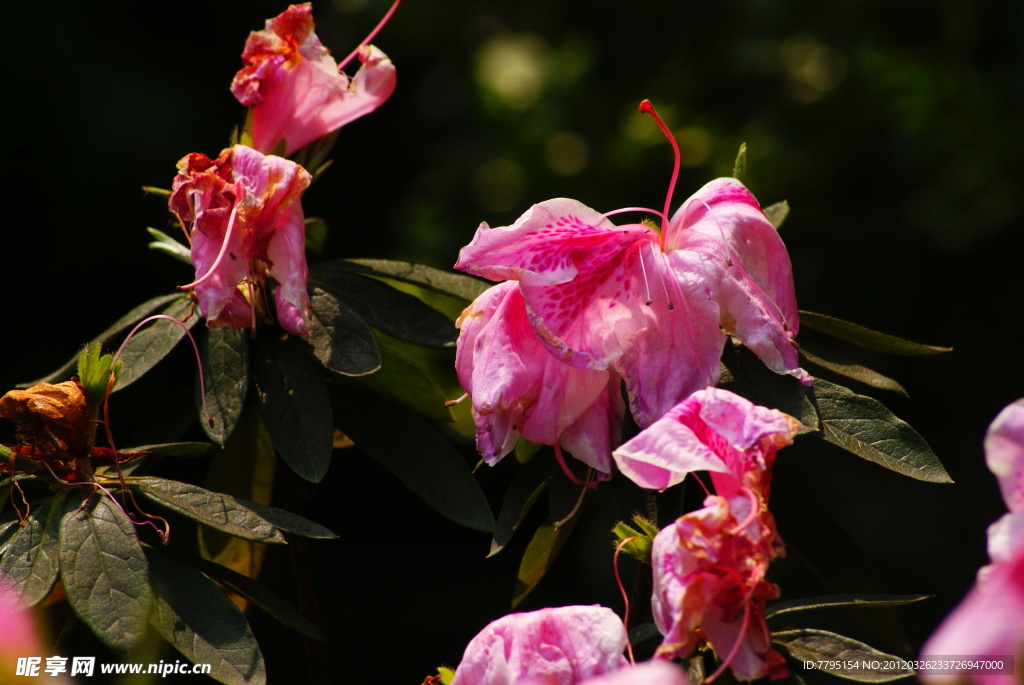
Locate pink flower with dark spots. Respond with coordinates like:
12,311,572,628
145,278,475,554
231,2,397,157
456,101,807,428
455,281,624,476
450,605,630,685
170,145,312,335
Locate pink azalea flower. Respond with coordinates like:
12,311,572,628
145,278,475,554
456,281,625,475
580,661,688,685
456,102,807,428
921,399,1024,685
170,144,312,335
450,605,630,685
231,2,398,157
0,584,45,675
612,387,800,495
651,496,787,682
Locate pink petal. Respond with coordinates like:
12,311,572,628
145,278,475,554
987,513,1024,565
451,606,630,685
985,399,1024,514
580,661,688,685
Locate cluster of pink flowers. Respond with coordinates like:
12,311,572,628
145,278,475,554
171,2,396,335
920,399,1024,685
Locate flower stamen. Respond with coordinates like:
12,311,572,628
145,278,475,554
337,0,402,72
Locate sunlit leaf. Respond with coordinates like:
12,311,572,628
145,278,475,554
356,345,452,423
115,295,201,392
799,341,907,396
799,312,951,356
307,287,381,376
76,343,121,412
773,629,915,682
147,549,267,685
511,513,581,609
0,493,64,606
146,227,193,264
59,489,152,651
254,337,333,483
767,593,931,619
331,385,494,532
764,200,790,229
489,457,553,557
198,327,250,445
813,379,951,483
732,142,747,182
340,258,491,303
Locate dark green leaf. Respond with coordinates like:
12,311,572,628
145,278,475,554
132,478,285,543
799,312,951,356
307,286,381,376
332,385,494,532
186,554,325,640
147,549,267,685
764,200,790,229
773,629,915,682
304,217,329,256
813,379,951,483
0,493,64,605
115,295,201,392
253,337,334,483
767,594,931,619
198,327,250,444
721,345,819,432
122,442,214,458
309,266,458,348
356,345,452,423
489,457,554,557
234,499,337,539
733,142,748,182
60,489,152,651
799,341,907,396
340,258,491,302
21,293,182,387
511,513,581,609
0,513,20,554
548,463,590,528
146,227,193,264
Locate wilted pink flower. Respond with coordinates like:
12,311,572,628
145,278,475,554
921,399,1024,685
451,605,630,685
456,281,624,475
612,388,800,495
170,144,312,335
231,2,397,157
651,496,787,681
580,661,688,685
456,102,807,428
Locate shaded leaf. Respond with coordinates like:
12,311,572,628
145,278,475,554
198,327,250,445
773,629,915,682
548,462,590,528
799,312,951,356
307,286,380,376
341,258,491,302
115,295,201,392
813,379,951,483
767,593,931,619
147,227,193,264
331,385,494,532
799,341,907,396
59,489,152,651
0,493,64,606
309,266,458,348
132,478,285,544
304,217,328,256
147,549,267,685
721,345,819,432
254,337,333,483
21,292,182,387
511,513,581,609
234,499,337,539
489,457,554,557
122,442,214,458
764,200,790,229
355,345,453,422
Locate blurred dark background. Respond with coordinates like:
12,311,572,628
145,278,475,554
5,0,1024,682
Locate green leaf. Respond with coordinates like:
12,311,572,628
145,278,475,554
114,295,201,392
309,265,458,348
489,457,554,557
511,513,581,609
0,493,65,605
307,286,381,376
253,337,334,483
60,489,152,651
612,515,660,564
146,227,193,264
132,478,285,543
813,379,951,483
799,341,907,396
198,327,250,445
147,549,267,685
732,142,748,182
773,629,915,682
304,217,329,256
331,385,494,532
764,200,790,229
20,293,182,387
340,258,491,302
767,593,931,619
548,463,590,528
355,345,453,422
121,442,214,458
721,345,819,432
233,499,337,539
799,312,951,356
76,343,122,412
